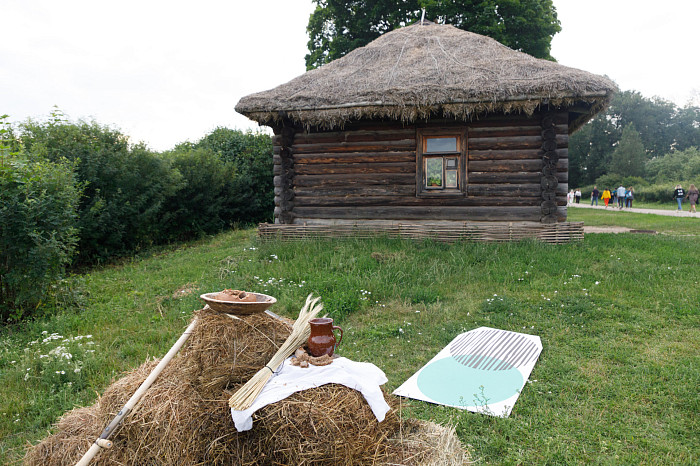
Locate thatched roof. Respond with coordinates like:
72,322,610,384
236,22,617,132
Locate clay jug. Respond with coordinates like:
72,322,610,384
307,318,343,357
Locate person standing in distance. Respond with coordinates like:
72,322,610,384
616,185,626,209
626,187,634,208
673,185,685,211
685,184,698,213
591,186,599,206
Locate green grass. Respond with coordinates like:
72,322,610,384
1,219,699,464
569,207,700,236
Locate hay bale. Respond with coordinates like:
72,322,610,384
180,308,292,398
252,383,402,465
386,419,472,465
22,406,101,466
24,309,469,465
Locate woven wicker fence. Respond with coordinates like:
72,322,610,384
258,222,583,244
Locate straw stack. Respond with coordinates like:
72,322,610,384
228,294,323,410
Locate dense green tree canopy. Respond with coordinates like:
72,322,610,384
568,91,700,187
609,123,646,178
305,0,561,69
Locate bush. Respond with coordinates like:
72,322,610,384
159,147,232,241
20,119,181,263
193,128,274,224
630,182,700,204
645,147,700,183
0,154,81,321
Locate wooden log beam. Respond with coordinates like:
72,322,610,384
468,135,543,151
292,139,415,154
469,172,541,183
293,195,541,207
292,128,415,144
467,183,541,196
291,151,416,164
468,124,568,138
468,149,543,161
468,159,543,172
294,162,415,175
293,205,543,222
468,126,540,138
295,185,416,197
294,173,415,187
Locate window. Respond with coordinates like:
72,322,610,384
417,129,467,196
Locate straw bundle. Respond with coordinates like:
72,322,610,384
228,294,323,410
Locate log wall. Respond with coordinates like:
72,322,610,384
272,111,569,225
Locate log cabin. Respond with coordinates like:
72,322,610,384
236,21,617,242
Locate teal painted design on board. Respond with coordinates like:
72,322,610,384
416,355,524,408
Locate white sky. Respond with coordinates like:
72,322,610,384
2,0,698,151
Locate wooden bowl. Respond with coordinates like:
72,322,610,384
200,292,277,315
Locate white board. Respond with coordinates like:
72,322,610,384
393,327,542,417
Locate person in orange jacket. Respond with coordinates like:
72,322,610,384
601,188,612,208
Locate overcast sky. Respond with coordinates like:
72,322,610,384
2,0,698,151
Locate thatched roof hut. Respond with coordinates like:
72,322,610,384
237,21,617,242
237,22,615,132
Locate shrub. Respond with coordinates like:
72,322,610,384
159,147,232,241
20,119,181,263
645,147,700,183
193,128,274,224
0,154,81,321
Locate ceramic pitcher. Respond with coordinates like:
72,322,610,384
307,318,343,357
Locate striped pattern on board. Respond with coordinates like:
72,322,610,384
257,221,584,244
449,328,540,371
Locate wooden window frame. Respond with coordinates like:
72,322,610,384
416,128,468,197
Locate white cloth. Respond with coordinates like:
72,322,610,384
230,357,390,432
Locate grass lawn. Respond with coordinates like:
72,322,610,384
569,207,700,236
1,215,698,464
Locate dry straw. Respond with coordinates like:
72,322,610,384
236,21,617,132
228,293,323,410
24,307,470,465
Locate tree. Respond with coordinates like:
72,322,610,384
609,123,646,178
569,90,700,185
606,91,675,159
568,113,617,187
305,0,561,69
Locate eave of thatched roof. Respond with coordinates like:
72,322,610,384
236,22,617,132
